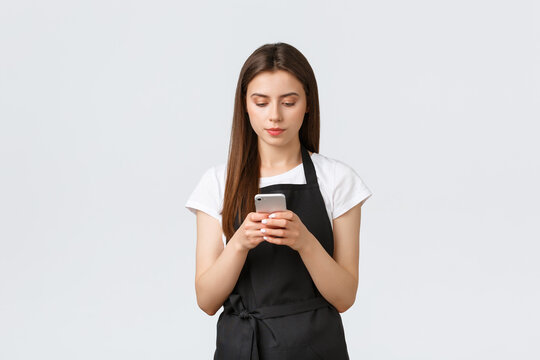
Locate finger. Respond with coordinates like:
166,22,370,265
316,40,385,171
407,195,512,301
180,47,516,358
261,218,288,228
250,212,270,222
268,210,294,220
263,236,286,245
248,230,266,240
260,227,286,238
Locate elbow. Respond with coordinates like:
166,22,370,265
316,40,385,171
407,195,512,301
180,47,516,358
196,297,220,316
335,295,356,313
337,280,358,313
336,304,351,313
199,304,219,316
195,286,221,316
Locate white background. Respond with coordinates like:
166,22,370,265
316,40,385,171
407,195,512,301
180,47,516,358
1,0,538,359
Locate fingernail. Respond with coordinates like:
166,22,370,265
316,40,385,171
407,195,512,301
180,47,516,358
261,219,267,224
260,228,266,233
269,214,276,218
263,236,267,240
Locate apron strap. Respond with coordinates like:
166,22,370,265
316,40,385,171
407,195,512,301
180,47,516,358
300,143,318,185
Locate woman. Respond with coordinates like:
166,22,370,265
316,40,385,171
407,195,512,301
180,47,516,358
185,42,372,360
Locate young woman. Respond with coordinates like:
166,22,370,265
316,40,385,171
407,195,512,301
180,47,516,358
185,42,372,360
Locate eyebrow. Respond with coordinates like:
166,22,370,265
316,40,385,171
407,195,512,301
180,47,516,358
250,92,300,98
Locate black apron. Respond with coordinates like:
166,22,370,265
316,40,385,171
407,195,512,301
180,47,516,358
214,144,350,360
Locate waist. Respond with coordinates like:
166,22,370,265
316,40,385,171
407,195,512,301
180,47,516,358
224,294,333,320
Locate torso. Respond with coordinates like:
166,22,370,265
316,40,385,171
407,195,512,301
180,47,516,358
217,145,350,359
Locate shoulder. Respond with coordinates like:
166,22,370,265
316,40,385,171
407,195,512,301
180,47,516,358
199,163,227,197
312,152,359,188
214,162,227,190
185,162,227,221
313,151,373,218
311,151,336,175
307,152,334,197
311,151,356,182
210,162,227,203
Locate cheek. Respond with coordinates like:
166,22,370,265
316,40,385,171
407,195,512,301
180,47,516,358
290,107,307,125
246,106,264,132
245,104,257,120
247,111,263,126
291,100,307,117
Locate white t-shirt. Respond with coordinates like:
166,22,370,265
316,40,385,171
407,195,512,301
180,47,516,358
185,152,373,245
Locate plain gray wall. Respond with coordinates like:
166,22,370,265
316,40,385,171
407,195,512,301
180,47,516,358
1,0,538,359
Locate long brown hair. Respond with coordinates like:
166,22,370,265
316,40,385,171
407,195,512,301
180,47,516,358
222,42,321,242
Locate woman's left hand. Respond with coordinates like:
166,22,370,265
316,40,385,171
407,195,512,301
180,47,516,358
259,210,315,252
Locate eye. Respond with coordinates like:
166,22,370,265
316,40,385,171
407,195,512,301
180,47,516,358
284,102,296,107
256,103,267,107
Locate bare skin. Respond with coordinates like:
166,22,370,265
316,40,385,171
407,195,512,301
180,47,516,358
194,70,364,315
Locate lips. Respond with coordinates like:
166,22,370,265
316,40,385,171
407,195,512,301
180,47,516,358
266,128,284,136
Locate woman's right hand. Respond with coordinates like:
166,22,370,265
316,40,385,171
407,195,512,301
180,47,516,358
233,212,269,251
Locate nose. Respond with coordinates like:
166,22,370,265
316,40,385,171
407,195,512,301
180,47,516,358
269,101,282,123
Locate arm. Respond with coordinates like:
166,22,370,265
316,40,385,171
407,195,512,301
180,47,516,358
298,200,364,313
194,210,248,316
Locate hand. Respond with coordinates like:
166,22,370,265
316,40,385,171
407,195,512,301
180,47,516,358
234,212,270,251
259,210,316,252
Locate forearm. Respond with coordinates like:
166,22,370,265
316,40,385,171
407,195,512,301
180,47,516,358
195,234,248,315
298,234,358,312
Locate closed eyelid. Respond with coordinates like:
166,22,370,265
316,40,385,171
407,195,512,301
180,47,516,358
250,92,300,98
254,102,296,107
251,94,299,101
253,98,297,103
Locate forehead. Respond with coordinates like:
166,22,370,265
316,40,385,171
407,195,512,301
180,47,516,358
247,70,304,96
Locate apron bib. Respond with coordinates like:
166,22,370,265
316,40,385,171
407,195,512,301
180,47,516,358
214,144,350,360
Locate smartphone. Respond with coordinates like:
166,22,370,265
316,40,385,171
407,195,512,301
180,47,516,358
254,193,287,213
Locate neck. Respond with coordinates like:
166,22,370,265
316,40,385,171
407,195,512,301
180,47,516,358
258,139,302,169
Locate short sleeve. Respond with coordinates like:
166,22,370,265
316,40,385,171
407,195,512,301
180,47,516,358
184,166,222,223
332,160,373,219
